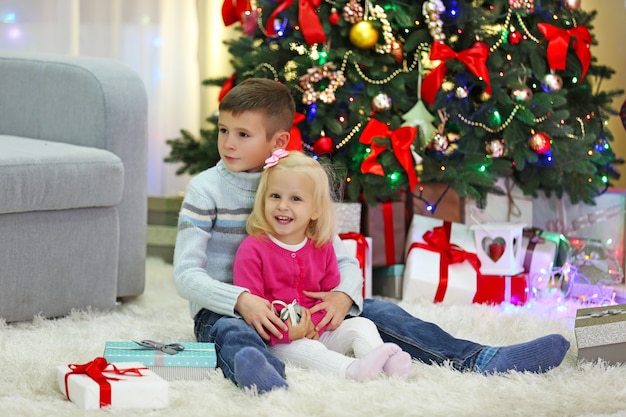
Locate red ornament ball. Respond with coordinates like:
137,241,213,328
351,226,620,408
313,136,335,155
529,132,551,154
508,31,521,45
329,8,340,25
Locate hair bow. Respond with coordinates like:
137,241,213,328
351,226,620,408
264,149,289,169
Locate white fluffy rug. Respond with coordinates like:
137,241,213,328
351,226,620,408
1,258,625,417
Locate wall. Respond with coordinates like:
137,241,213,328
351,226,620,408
582,0,626,189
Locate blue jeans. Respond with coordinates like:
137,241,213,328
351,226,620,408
360,298,483,371
194,309,286,386
195,298,484,384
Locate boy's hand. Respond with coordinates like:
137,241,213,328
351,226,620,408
287,309,318,341
235,292,288,341
304,290,352,331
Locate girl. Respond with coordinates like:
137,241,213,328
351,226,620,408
233,150,412,382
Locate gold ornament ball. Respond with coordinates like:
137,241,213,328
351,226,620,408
349,21,379,49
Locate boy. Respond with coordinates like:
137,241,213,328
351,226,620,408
173,78,570,394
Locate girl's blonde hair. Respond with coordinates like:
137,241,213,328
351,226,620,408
246,151,337,247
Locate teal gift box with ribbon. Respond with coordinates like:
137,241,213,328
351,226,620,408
104,340,216,381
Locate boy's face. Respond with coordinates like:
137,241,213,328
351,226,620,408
263,170,318,245
217,110,287,173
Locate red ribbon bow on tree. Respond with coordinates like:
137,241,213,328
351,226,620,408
222,0,252,26
359,118,419,192
421,41,492,106
537,23,591,82
408,225,482,303
64,357,146,408
286,112,305,151
265,0,326,46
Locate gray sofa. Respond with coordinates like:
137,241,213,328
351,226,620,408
0,52,148,322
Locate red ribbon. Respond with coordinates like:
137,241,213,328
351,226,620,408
522,228,545,272
381,203,396,265
537,23,591,82
64,357,146,408
265,0,326,46
218,73,236,102
339,232,370,297
359,118,419,192
286,112,305,151
407,223,482,302
222,0,252,26
421,41,492,106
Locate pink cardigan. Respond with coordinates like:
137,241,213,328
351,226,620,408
233,235,340,345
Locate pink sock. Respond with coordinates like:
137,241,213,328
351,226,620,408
345,343,401,382
383,350,412,379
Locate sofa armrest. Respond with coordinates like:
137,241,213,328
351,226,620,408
0,51,148,297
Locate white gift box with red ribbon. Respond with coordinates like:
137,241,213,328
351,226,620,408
340,233,372,299
57,358,169,410
403,215,482,304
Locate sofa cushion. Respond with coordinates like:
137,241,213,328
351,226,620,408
0,135,124,214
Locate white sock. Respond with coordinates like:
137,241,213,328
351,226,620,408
345,343,401,382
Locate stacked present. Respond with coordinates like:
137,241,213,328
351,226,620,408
362,198,408,299
58,340,216,409
402,215,530,306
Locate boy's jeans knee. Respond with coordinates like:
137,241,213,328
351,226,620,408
194,309,286,385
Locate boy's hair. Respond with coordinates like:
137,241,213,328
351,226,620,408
219,78,296,138
247,151,337,247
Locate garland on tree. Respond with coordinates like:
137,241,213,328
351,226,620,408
166,0,624,208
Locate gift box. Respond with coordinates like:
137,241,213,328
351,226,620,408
334,202,362,234
575,304,626,365
361,199,408,267
532,192,624,270
147,195,183,263
522,228,559,279
57,358,169,410
412,182,463,223
339,233,373,298
472,274,529,306
403,215,482,304
471,222,525,276
103,341,216,381
372,264,404,299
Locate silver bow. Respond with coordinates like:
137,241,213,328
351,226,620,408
134,340,185,355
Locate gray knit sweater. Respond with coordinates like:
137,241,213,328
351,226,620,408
173,160,363,320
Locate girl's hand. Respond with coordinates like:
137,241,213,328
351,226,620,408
287,309,316,341
304,290,352,331
235,292,288,341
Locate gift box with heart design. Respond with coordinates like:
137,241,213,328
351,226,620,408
471,222,525,276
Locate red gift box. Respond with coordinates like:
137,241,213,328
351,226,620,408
473,274,529,306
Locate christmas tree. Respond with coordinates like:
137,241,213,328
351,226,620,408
166,0,623,210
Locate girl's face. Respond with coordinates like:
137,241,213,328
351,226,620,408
217,110,285,173
263,169,319,245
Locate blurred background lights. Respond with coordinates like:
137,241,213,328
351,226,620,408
3,12,16,23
